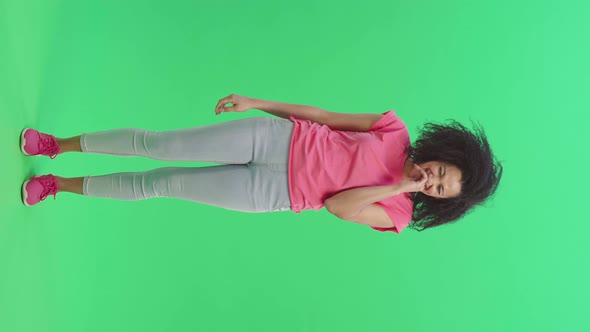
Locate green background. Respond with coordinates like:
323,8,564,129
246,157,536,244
1,0,589,331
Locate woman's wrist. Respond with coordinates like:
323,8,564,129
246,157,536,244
250,98,327,122
390,183,406,195
248,97,265,109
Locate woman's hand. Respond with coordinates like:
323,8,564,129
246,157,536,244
398,163,428,193
215,94,256,115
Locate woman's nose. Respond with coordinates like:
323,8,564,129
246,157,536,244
427,173,437,186
426,174,434,187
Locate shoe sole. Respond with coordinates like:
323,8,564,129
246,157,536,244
20,128,32,156
22,179,32,206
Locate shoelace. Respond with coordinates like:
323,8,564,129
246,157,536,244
36,176,59,201
38,135,61,159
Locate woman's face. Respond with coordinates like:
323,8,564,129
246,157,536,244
418,161,462,198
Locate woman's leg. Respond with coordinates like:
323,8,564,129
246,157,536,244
58,164,290,212
49,117,293,211
72,117,292,164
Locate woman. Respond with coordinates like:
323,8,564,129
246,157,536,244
20,94,502,233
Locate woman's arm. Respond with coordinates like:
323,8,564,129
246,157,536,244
216,94,382,132
324,168,427,227
324,185,403,219
216,94,327,121
250,98,329,124
253,98,383,131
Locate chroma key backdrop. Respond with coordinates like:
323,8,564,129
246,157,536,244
1,1,588,332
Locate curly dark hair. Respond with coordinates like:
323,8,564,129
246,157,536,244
406,120,503,231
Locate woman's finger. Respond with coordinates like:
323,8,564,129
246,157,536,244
215,101,223,114
215,95,234,112
420,169,429,190
415,164,427,180
421,174,428,185
215,95,233,114
220,95,233,104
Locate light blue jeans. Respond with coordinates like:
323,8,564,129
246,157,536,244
80,117,293,213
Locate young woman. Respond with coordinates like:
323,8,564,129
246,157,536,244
20,94,502,233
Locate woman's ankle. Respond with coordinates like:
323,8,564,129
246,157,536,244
56,176,84,195
56,136,82,153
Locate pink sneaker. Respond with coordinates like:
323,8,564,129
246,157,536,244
20,128,61,159
22,175,59,206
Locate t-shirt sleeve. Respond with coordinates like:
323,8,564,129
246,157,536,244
368,110,406,133
370,195,413,234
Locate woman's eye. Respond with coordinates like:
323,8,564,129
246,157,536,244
439,167,442,176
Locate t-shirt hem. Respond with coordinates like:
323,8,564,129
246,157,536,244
287,115,300,213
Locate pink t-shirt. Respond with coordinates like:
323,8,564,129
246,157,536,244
287,110,414,234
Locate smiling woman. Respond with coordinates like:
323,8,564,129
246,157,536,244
415,161,462,198
20,94,502,235
406,121,503,231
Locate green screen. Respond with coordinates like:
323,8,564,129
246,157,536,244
1,1,588,331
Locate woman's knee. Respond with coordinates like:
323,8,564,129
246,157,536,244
141,168,179,198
